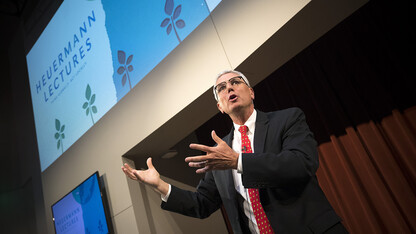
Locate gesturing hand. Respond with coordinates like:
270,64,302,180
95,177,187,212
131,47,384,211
121,157,169,196
186,130,239,174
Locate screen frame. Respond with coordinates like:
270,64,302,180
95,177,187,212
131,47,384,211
51,171,113,234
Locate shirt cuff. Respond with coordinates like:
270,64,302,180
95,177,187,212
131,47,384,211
237,153,243,173
161,184,172,202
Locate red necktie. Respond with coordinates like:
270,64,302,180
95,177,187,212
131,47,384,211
239,125,274,234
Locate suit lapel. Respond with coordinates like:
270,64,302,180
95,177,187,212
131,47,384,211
254,110,269,153
224,126,234,146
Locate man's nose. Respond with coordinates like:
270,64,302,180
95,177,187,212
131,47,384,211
226,82,234,92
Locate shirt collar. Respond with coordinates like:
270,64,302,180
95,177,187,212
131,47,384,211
233,109,257,135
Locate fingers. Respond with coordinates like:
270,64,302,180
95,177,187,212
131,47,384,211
211,130,222,144
195,165,210,174
189,131,223,153
132,169,141,180
189,143,211,152
122,163,138,180
188,160,208,168
188,130,221,155
122,163,134,175
187,162,211,173
123,163,134,171
146,157,154,169
185,155,209,163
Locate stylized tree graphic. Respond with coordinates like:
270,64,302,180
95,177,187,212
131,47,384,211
54,119,65,154
160,0,186,43
98,220,104,232
82,84,98,125
117,50,134,90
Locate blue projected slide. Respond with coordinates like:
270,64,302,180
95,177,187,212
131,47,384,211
52,172,109,234
26,0,222,171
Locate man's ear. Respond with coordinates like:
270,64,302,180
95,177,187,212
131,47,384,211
217,102,224,114
250,88,255,100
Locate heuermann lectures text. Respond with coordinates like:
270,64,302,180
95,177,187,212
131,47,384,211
34,10,96,103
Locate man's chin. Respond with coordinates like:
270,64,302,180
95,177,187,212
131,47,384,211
228,105,244,114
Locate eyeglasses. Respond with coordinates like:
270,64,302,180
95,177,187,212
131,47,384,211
214,76,248,95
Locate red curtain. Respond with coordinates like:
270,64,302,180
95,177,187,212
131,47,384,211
317,107,416,233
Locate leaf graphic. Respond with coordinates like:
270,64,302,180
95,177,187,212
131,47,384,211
86,108,90,116
61,133,65,139
57,140,61,149
122,74,127,86
176,19,185,29
161,18,170,27
89,94,96,105
128,65,133,72
55,133,60,139
165,0,174,15
167,24,172,35
86,84,91,100
117,66,125,75
173,5,182,20
92,106,97,114
83,102,88,109
55,119,61,131
60,125,65,132
126,55,133,65
118,50,126,64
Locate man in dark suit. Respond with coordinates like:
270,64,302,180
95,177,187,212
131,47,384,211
122,70,347,233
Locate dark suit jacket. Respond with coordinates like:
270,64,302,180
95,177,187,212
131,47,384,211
162,108,342,233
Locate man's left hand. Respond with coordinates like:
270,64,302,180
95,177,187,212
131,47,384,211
186,130,239,173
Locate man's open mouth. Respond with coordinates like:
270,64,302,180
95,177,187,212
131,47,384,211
229,94,237,101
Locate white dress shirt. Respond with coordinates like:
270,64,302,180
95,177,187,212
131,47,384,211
232,109,260,234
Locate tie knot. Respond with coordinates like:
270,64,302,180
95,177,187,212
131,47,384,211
238,125,248,134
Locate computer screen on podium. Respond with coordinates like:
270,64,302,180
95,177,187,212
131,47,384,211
51,171,112,234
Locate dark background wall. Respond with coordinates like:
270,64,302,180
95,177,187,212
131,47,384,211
0,0,61,233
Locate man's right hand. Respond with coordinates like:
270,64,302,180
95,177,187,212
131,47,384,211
121,157,169,196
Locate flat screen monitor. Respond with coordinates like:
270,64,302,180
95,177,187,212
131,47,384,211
51,171,112,234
